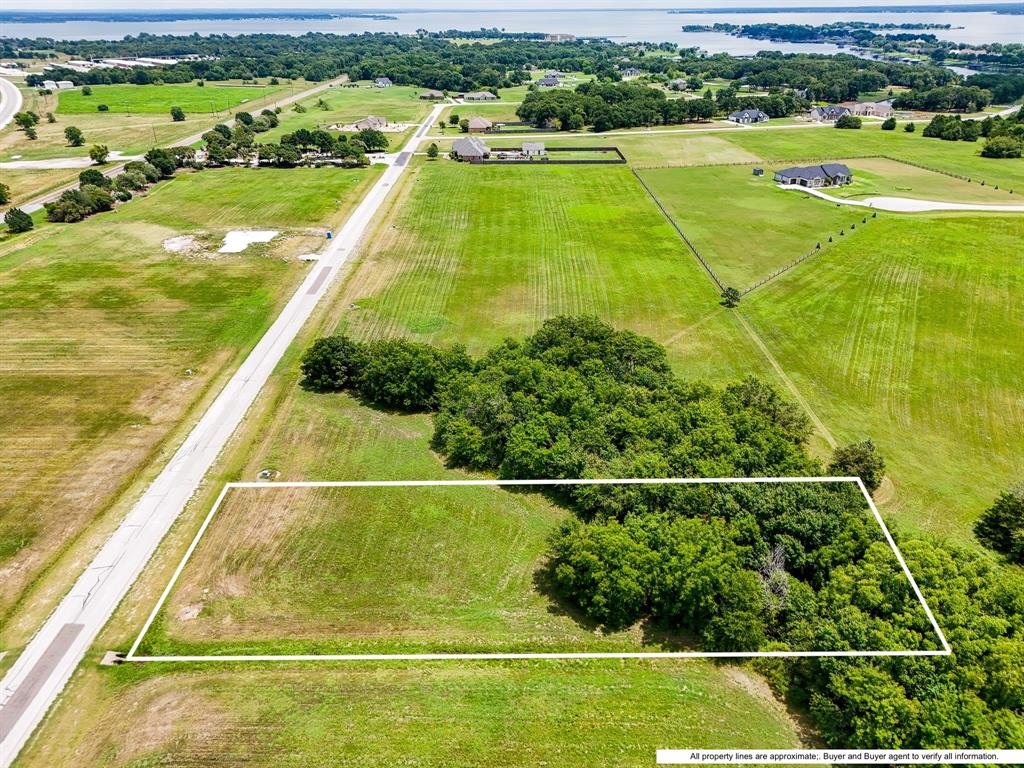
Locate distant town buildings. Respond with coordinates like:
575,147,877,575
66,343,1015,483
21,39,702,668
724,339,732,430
543,33,576,42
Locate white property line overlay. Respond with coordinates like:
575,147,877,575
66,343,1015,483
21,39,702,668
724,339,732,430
126,476,951,662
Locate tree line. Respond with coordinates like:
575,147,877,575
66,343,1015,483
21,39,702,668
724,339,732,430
298,316,1024,749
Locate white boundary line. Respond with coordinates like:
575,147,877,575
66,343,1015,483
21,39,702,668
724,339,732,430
125,476,950,662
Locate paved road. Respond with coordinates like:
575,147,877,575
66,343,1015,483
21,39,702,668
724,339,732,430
14,77,347,213
0,101,446,767
0,77,23,132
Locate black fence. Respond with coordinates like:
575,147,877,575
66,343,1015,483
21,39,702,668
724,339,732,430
471,146,627,165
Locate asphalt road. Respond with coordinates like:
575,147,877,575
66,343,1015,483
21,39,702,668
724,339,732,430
12,76,348,214
0,77,23,132
0,101,446,767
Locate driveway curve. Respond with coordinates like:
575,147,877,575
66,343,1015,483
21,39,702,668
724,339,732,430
789,185,1024,213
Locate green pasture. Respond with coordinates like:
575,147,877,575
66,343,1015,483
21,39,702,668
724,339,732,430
329,160,774,384
57,81,286,114
0,166,376,639
742,214,1024,537
638,164,871,289
261,84,432,142
21,662,802,768
831,156,1020,203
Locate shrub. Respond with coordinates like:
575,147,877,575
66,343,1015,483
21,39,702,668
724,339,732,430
904,122,916,132
0,182,8,205
97,104,109,111
981,135,1023,158
78,168,111,188
170,105,186,122
974,485,1024,562
828,439,886,492
4,207,33,233
881,116,897,130
235,110,254,126
124,160,160,184
81,85,92,96
144,148,178,177
835,114,862,129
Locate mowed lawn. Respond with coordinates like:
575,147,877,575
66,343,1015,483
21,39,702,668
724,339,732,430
57,81,285,114
332,160,773,383
0,166,377,641
830,156,1021,203
151,483,659,655
20,662,803,768
638,164,873,289
741,214,1024,537
260,84,432,143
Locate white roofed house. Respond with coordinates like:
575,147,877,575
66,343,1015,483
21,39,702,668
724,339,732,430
374,76,393,88
522,141,546,157
56,80,75,89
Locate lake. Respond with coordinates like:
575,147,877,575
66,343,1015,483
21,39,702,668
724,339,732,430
2,7,1022,50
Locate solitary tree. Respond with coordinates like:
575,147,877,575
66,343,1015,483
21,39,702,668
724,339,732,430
64,125,85,146
24,125,37,140
81,85,92,96
448,112,460,126
459,118,470,133
170,105,186,122
974,485,1024,563
828,439,885,492
45,112,56,123
89,144,109,164
4,207,34,233
426,142,439,159
0,182,8,205
720,287,741,308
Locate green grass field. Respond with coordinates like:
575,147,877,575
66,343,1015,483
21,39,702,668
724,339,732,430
260,84,432,143
638,164,873,289
829,156,1020,203
329,160,773,383
56,81,285,114
741,214,1024,536
0,166,377,643
147,482,655,656
20,662,803,768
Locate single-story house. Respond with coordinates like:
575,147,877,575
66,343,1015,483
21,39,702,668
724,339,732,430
545,71,565,79
54,80,75,89
619,67,641,78
42,80,58,90
354,115,388,131
809,105,851,122
873,100,896,117
728,108,770,125
522,141,546,157
536,76,560,88
774,163,853,188
452,135,490,161
467,116,493,133
464,91,498,101
419,89,444,100
668,78,689,91
374,77,393,88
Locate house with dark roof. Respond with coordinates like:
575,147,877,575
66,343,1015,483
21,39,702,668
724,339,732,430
728,108,770,125
452,136,490,161
809,104,851,122
774,163,853,188
537,76,560,88
619,67,641,78
374,76,393,88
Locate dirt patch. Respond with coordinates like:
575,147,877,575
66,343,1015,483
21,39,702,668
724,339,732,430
162,235,201,254
723,665,820,746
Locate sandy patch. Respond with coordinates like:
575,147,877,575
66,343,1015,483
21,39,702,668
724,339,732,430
219,230,279,253
162,235,200,254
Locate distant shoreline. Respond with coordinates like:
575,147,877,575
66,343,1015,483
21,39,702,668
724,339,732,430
669,3,1024,14
0,11,398,24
